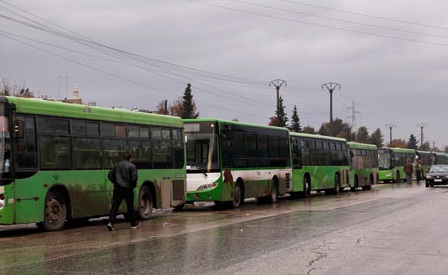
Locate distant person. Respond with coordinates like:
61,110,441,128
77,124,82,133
415,159,422,182
107,153,141,231
404,158,414,184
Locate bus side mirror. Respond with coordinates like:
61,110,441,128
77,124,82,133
14,120,24,139
349,150,354,158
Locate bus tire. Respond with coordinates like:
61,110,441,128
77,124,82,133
138,185,154,220
229,182,243,208
333,174,341,195
303,177,311,198
351,176,358,192
267,179,278,204
37,191,67,232
367,176,373,190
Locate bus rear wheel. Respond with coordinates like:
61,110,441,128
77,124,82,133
351,177,359,192
229,183,242,208
303,177,311,198
37,191,67,232
138,185,153,220
333,174,341,195
365,176,373,190
267,179,278,204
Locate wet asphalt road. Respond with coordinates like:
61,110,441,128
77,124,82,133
1,182,448,275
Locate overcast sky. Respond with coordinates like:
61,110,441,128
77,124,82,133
1,0,447,148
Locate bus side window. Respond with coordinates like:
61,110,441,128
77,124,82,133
15,117,38,170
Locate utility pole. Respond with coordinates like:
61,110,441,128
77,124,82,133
347,101,360,140
269,79,287,108
386,123,396,146
65,75,68,99
431,140,437,149
321,82,341,123
58,75,61,100
416,123,427,149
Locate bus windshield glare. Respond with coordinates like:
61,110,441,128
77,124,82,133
378,149,391,170
184,122,219,173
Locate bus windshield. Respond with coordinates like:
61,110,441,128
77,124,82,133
184,122,219,173
0,102,10,177
378,149,391,170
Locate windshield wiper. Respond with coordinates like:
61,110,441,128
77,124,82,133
186,164,208,178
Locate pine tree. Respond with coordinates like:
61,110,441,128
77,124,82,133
356,126,369,143
368,128,384,147
273,96,288,127
290,105,301,132
181,83,199,119
407,134,419,149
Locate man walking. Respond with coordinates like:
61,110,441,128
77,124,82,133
404,158,414,185
107,153,141,231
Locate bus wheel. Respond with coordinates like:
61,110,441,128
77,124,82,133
367,176,373,190
138,185,153,220
333,174,341,195
303,177,311,198
230,183,242,208
37,191,67,231
268,179,278,204
351,177,358,192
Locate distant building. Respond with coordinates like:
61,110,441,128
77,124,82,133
63,84,83,104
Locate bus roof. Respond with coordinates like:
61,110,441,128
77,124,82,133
416,150,432,156
347,142,377,150
4,96,183,128
289,131,347,143
379,147,415,154
183,118,289,133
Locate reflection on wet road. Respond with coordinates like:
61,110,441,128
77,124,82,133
1,182,446,274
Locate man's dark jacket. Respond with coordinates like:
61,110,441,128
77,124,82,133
108,160,138,188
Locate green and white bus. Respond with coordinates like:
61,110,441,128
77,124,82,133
0,96,186,231
347,142,378,191
289,132,350,197
183,119,291,208
378,147,415,183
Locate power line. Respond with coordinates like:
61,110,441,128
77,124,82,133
282,0,448,31
229,0,448,40
0,1,265,88
189,0,448,47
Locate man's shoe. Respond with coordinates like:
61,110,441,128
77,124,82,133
107,222,115,231
131,222,141,229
